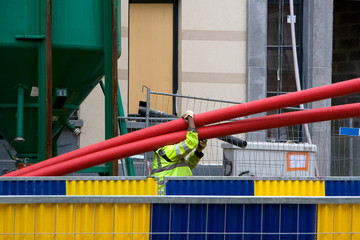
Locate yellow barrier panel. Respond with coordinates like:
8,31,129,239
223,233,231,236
0,204,14,240
56,203,75,240
114,203,133,240
95,203,113,240
354,204,360,240
66,178,157,195
254,180,325,196
318,204,360,240
76,203,95,240
133,204,151,240
0,203,150,240
35,204,56,240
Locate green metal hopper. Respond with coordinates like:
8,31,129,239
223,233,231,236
0,0,121,173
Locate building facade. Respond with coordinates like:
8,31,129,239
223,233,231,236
80,0,360,176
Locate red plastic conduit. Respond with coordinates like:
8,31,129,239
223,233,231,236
5,77,360,177
21,102,360,176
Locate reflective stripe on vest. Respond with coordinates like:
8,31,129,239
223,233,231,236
151,151,188,175
174,141,191,161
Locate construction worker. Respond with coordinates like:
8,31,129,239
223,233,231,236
151,110,207,194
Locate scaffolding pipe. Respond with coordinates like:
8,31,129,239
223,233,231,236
4,78,360,176
18,102,360,176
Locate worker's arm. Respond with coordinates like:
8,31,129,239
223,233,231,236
158,112,198,162
187,115,196,129
186,139,207,169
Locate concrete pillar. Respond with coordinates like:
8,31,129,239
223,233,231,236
246,0,267,141
303,0,334,176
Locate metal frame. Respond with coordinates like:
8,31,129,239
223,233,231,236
1,195,360,204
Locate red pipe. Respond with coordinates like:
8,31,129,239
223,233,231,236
21,103,360,176
5,77,360,177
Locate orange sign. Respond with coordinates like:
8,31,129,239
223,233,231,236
286,152,309,171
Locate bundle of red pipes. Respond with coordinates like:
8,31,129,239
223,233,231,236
4,77,360,176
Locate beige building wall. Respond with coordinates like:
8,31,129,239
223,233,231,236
180,0,247,107
80,0,247,147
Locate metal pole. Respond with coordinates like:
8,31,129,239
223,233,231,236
144,87,151,176
38,0,52,161
349,118,354,176
104,0,119,175
45,0,53,159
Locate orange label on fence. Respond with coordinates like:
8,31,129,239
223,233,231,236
286,152,309,171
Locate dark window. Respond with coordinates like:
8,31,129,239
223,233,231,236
267,0,303,142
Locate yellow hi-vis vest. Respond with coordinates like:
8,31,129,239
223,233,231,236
151,128,204,193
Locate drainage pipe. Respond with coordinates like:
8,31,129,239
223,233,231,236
5,78,360,176
20,102,360,176
289,0,312,144
14,86,25,142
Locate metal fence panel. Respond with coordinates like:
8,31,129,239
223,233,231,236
95,203,114,240
165,178,254,195
56,203,75,240
0,203,151,240
0,180,66,195
0,204,14,240
325,180,360,196
114,203,133,240
35,203,56,240
317,204,360,240
66,178,157,195
2,196,360,240
150,203,317,240
254,180,325,196
0,177,157,196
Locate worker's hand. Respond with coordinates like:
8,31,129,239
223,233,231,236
181,110,195,123
196,139,207,152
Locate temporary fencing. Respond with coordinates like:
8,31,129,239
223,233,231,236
1,177,360,239
1,195,360,240
124,87,360,177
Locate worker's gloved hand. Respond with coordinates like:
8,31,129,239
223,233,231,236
181,110,195,123
197,139,207,152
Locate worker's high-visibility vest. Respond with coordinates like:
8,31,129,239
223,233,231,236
151,129,203,193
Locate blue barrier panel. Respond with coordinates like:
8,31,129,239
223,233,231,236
189,204,207,240
0,180,66,195
207,204,225,240
244,204,262,240
263,204,280,240
325,180,360,196
281,204,316,240
151,203,317,240
150,204,170,240
226,204,245,240
171,204,189,240
165,179,254,195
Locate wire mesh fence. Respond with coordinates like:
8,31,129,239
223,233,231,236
121,88,360,177
1,195,360,240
